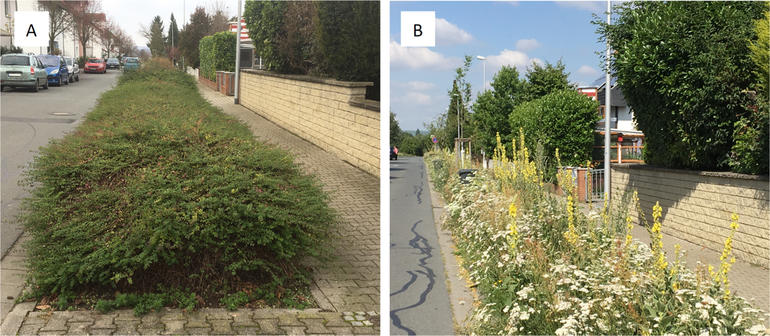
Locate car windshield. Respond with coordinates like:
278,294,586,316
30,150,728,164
0,55,30,66
88,59,102,63
108,58,119,63
126,59,138,63
65,58,73,66
38,56,60,67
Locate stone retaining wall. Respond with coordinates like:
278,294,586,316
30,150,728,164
612,164,769,267
239,69,379,177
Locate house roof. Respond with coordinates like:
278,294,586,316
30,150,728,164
591,75,627,107
589,75,618,89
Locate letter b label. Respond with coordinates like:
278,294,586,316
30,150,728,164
401,12,435,47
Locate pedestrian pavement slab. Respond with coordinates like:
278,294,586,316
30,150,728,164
3,308,380,335
0,81,381,335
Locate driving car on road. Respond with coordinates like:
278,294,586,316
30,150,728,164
106,58,120,69
0,53,49,92
123,57,139,71
38,55,69,87
63,56,79,83
85,58,106,74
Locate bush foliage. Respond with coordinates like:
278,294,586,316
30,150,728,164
596,1,768,173
18,60,337,298
315,1,379,83
509,90,600,168
198,31,236,81
243,1,379,99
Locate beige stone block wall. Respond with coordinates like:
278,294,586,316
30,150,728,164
612,165,769,267
238,70,379,177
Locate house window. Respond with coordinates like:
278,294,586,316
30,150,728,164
4,0,11,17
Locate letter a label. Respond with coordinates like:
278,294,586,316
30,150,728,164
26,24,37,37
14,11,49,46
401,11,435,47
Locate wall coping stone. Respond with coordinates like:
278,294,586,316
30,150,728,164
613,163,769,181
241,69,374,88
350,99,380,112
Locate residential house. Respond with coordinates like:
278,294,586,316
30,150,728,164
1,0,19,49
579,76,645,163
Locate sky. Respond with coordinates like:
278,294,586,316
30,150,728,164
101,0,243,50
390,1,619,131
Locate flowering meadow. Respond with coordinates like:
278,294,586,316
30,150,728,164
425,131,766,335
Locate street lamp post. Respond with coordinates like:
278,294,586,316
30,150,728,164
476,55,486,91
604,0,612,204
234,0,242,105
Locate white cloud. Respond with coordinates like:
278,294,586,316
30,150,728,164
485,49,543,72
393,81,435,91
556,1,607,14
506,1,520,7
390,41,462,71
515,39,541,52
578,65,599,76
436,18,474,46
393,92,433,105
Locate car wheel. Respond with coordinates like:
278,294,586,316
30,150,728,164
65,75,70,85
75,74,79,81
43,80,49,89
58,74,63,86
33,79,40,92
68,74,73,83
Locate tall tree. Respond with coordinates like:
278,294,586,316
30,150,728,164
67,0,103,57
179,6,210,68
167,13,179,50
442,55,474,150
472,66,526,153
208,0,231,34
145,16,166,57
97,20,116,58
522,59,574,102
37,0,71,55
390,112,402,145
112,26,135,57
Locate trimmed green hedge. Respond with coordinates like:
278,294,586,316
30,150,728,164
199,31,236,81
243,1,379,99
509,89,600,168
598,1,768,173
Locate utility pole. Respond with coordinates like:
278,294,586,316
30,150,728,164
234,0,242,104
604,0,612,204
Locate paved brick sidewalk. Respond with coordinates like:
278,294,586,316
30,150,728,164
199,84,380,314
0,82,380,335
13,308,379,335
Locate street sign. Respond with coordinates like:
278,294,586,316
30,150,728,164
432,137,438,143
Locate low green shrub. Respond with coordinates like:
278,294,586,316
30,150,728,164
18,60,337,303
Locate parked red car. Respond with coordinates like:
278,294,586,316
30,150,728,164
84,58,106,74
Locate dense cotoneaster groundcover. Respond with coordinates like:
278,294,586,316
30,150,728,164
18,60,337,311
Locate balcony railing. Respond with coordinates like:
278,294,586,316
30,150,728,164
593,144,644,163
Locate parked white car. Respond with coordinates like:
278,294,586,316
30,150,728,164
63,56,80,83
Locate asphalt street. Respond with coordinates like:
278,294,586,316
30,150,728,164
390,156,453,335
0,68,119,257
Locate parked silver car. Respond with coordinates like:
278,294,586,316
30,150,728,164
63,56,80,83
0,53,49,92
